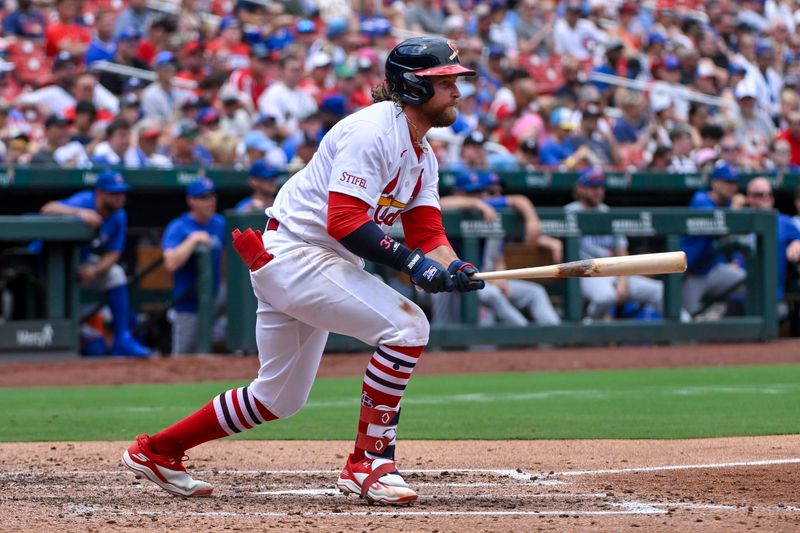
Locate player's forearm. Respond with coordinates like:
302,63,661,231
426,245,458,266
163,240,197,272
439,196,484,211
506,195,540,226
94,251,121,276
41,201,81,217
338,220,414,270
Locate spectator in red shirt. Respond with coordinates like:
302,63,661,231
138,16,177,66
226,43,274,112
206,15,251,72
776,111,800,166
176,40,209,92
44,0,92,57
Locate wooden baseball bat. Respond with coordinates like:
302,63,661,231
472,251,687,281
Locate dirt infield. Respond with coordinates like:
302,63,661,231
1,438,799,531
2,341,800,531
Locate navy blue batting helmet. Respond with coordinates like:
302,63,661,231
385,37,476,105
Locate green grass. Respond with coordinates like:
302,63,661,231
1,365,799,441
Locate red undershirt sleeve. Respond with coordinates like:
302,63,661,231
327,191,372,240
401,206,451,253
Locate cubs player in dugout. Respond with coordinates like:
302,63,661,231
122,37,485,504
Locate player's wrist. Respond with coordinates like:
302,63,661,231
399,248,424,276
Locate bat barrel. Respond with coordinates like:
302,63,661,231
472,251,687,281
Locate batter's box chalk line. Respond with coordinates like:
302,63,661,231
61,501,800,519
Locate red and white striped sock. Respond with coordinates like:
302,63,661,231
149,386,277,456
354,344,423,460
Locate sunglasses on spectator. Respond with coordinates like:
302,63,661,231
747,191,772,198
721,146,738,152
194,193,217,200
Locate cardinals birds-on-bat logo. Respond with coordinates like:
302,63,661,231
447,40,459,61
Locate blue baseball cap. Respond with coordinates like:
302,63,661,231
219,15,240,31
664,55,680,71
454,170,486,192
360,17,391,37
756,39,774,56
320,94,348,117
648,32,667,46
711,162,739,181
728,62,746,75
116,27,142,43
154,50,176,68
95,170,131,193
187,177,216,197
248,160,279,180
326,17,349,38
296,19,317,34
549,107,575,130
197,107,220,125
577,167,605,186
124,76,145,91
243,130,273,152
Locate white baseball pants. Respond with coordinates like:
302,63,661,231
246,225,429,418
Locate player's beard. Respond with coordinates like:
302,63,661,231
426,101,458,128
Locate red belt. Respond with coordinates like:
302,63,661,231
266,218,280,231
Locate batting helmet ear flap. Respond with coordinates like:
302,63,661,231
395,72,435,105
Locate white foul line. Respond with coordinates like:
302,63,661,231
64,502,667,518
553,458,800,477
4,459,799,481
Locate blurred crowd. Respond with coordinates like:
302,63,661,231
2,0,800,176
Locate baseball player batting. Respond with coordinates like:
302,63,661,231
121,37,484,505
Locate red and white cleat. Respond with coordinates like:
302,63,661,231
121,434,213,497
336,454,418,505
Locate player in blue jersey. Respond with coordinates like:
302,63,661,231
743,177,800,314
234,160,280,213
161,178,227,355
680,162,748,316
39,170,150,357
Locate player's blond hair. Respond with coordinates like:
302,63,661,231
371,82,403,108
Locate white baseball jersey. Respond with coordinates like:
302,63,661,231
266,101,442,266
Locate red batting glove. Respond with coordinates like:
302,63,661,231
231,228,273,271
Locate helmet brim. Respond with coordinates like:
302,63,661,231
413,64,476,77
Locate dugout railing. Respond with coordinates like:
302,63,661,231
4,166,800,192
224,208,778,353
4,167,800,230
0,216,94,354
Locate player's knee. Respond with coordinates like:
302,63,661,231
593,290,617,309
388,300,429,345
529,283,548,299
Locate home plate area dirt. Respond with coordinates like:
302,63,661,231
2,438,799,531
